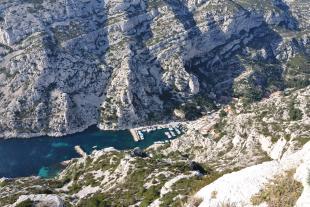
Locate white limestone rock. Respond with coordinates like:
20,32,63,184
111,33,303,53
13,194,64,207
195,142,310,207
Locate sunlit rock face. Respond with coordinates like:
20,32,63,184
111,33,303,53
1,86,309,207
0,0,309,138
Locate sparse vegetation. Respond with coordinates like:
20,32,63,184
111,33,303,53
176,95,215,120
251,170,303,207
217,202,237,207
285,54,310,89
78,194,110,207
186,196,203,207
211,190,218,199
140,185,161,207
0,180,7,188
213,119,227,139
295,137,310,147
159,169,236,207
219,110,227,118
16,199,34,207
288,104,303,121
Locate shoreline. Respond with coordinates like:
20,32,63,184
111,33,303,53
0,121,98,140
0,121,186,179
0,121,187,140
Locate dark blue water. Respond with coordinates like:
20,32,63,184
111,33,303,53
0,126,171,178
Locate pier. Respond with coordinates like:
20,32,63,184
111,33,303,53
129,122,185,141
74,145,87,158
130,129,143,142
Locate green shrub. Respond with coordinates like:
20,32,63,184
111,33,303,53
285,54,310,89
78,194,110,207
140,186,161,207
288,103,303,121
0,180,7,188
296,137,310,146
219,110,227,118
16,199,34,207
160,191,178,207
271,136,279,143
251,170,302,207
187,196,203,207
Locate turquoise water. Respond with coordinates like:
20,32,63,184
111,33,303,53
0,126,173,178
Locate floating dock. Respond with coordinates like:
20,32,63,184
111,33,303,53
74,145,87,158
130,122,184,141
130,129,142,142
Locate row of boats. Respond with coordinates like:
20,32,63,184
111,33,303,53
135,125,183,140
164,127,182,139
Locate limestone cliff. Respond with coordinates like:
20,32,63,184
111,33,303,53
0,0,309,138
0,85,309,207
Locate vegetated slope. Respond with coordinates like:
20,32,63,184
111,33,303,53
0,0,309,138
0,85,309,207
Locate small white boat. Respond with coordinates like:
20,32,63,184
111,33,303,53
175,128,181,134
165,132,172,139
140,134,144,140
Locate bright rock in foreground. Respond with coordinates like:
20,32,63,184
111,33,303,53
195,142,310,207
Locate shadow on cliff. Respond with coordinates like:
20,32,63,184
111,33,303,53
164,0,202,37
14,0,297,131
121,0,168,125
163,1,247,105
273,0,299,30
13,0,111,134
113,0,288,122
163,0,286,119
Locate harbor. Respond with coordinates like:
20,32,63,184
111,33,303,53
129,129,144,142
129,122,185,142
0,126,182,178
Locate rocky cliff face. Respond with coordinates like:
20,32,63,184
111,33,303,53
0,0,309,206
0,86,309,207
0,0,308,138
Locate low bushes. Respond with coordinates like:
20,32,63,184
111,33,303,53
251,170,303,207
16,199,34,207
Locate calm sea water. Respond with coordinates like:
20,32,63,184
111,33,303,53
0,126,171,178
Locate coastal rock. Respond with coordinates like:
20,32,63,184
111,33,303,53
13,194,64,207
131,147,148,157
294,154,310,207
